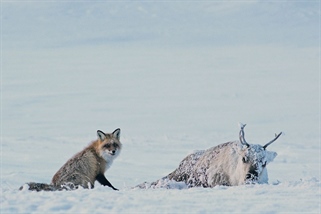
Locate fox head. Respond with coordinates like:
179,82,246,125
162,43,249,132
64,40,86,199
96,128,122,162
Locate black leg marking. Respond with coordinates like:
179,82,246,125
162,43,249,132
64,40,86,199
96,174,118,191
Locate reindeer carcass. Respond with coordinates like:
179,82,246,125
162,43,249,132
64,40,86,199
137,124,282,189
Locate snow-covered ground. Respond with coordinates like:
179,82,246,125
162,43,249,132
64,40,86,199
1,2,320,213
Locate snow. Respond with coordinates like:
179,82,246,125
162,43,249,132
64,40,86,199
1,1,320,213
4,179,321,213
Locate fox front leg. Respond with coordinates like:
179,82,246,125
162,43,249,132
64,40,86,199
96,174,118,191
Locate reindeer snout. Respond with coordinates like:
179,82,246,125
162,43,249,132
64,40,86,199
246,173,254,180
246,165,259,182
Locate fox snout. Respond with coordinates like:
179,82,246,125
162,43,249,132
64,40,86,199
103,143,119,155
109,150,116,155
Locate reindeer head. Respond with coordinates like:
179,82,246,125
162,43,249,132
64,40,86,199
238,124,282,184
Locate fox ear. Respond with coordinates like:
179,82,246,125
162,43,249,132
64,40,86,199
97,130,106,141
112,128,121,140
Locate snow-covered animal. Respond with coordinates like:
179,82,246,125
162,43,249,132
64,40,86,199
137,124,282,189
20,129,122,191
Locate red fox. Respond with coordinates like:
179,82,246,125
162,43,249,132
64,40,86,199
20,128,122,191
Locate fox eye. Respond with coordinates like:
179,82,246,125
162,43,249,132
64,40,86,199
113,142,118,147
104,144,111,149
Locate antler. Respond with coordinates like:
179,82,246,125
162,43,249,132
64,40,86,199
239,123,250,147
263,132,282,149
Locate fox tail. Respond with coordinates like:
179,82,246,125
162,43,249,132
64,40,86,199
19,182,77,192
